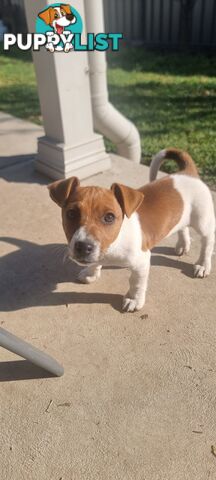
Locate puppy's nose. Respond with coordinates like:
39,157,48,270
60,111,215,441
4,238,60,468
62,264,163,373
66,13,74,21
75,241,94,256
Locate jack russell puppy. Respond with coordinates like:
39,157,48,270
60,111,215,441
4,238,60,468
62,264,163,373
48,148,215,312
38,4,76,53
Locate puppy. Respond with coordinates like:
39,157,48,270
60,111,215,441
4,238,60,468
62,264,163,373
48,148,215,312
38,4,76,52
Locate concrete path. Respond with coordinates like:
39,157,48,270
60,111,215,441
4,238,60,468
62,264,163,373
0,113,216,480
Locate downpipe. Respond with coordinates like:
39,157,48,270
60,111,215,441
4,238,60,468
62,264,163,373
84,0,141,163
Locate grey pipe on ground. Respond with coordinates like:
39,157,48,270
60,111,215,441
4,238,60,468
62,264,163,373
0,327,64,377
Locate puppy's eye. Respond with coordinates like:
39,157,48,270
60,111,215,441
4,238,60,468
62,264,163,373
61,10,66,16
54,13,59,19
67,209,78,220
102,212,115,224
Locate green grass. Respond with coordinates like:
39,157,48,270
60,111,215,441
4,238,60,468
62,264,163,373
0,48,40,124
107,48,216,186
0,46,216,185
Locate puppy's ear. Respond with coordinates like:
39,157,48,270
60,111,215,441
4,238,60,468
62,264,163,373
111,183,144,218
48,177,80,207
38,8,51,25
60,4,72,15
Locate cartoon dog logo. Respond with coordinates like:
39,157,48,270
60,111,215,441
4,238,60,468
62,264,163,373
38,4,76,52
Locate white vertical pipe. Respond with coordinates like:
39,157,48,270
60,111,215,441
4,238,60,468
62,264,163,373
84,0,141,163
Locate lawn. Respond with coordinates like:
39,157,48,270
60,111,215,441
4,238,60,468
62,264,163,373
0,46,216,185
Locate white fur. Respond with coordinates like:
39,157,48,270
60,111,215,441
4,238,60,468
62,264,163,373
52,8,69,31
105,213,143,267
69,226,100,265
74,214,151,312
74,176,215,311
150,149,166,181
175,227,191,256
103,213,151,312
169,175,215,277
50,6,76,53
78,265,102,284
52,7,76,29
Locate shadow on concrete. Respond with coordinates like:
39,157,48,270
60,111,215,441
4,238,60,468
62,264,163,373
151,253,193,277
0,154,34,170
0,360,56,382
0,156,51,184
0,237,194,314
152,246,176,256
152,245,194,277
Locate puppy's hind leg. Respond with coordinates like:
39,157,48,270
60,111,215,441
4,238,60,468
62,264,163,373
175,227,191,256
194,230,215,278
191,184,216,278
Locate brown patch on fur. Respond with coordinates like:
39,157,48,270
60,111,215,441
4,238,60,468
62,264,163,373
165,148,199,177
38,5,74,26
138,177,184,250
49,175,184,255
48,177,80,207
62,186,124,253
111,183,144,217
38,8,51,25
60,4,72,16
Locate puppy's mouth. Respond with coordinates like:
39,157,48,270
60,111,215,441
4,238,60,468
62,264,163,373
55,23,64,35
72,257,96,266
68,250,98,266
69,249,102,267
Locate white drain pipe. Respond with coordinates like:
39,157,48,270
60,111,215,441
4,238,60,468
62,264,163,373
84,0,141,163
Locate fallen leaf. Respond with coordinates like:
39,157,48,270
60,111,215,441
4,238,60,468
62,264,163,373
211,445,216,457
45,400,53,413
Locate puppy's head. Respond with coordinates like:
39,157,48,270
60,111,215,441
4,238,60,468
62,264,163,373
38,4,76,34
48,177,144,265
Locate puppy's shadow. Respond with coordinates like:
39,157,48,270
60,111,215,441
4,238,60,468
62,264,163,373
151,246,194,278
0,237,122,313
153,246,176,256
0,238,194,314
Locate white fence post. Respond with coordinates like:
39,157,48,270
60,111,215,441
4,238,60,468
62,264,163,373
23,0,111,179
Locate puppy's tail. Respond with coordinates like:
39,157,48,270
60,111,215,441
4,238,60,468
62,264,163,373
150,148,199,182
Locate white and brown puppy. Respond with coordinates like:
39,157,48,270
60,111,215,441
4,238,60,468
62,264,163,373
49,148,215,312
38,4,76,52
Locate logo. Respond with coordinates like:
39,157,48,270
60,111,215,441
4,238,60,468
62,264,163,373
3,3,123,53
36,3,82,52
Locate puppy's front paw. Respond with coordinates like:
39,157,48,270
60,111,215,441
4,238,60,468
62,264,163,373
122,296,145,313
78,272,98,284
78,266,101,284
64,42,72,53
46,44,55,53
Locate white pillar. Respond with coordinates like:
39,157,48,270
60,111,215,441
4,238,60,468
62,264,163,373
24,0,111,179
